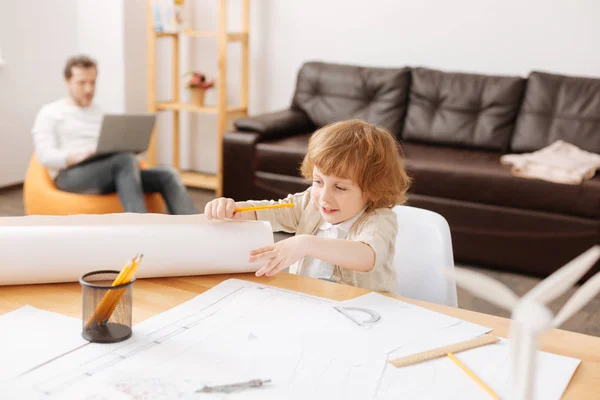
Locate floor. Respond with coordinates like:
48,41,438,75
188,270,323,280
3,186,598,337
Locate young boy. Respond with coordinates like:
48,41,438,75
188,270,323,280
205,120,411,292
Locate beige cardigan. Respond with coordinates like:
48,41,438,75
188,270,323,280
237,189,398,293
500,140,600,184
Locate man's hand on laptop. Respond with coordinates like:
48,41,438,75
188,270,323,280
67,151,94,167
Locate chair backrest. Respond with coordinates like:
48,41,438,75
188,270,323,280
392,205,458,307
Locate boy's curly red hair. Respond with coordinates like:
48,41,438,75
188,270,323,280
300,119,411,210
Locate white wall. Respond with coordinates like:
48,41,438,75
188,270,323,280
1,0,599,186
155,0,600,174
124,0,148,114
76,0,126,114
0,0,78,187
253,0,600,112
77,0,145,113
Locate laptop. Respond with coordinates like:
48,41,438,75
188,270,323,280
94,113,156,155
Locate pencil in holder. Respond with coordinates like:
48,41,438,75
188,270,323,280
79,270,135,343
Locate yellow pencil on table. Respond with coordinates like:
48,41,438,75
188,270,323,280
234,203,294,213
447,352,499,399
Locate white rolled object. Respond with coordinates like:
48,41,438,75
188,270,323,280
0,213,274,286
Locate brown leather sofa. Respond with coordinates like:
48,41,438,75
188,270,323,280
223,62,600,278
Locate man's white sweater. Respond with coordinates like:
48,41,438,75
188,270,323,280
31,98,103,178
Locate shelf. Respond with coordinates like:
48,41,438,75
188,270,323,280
185,29,217,37
155,32,178,37
226,33,248,42
180,171,218,190
155,30,247,42
147,0,250,196
156,102,247,118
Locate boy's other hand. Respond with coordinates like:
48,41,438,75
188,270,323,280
251,235,307,277
204,197,240,220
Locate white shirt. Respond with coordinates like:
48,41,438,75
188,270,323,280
302,211,365,280
31,98,103,178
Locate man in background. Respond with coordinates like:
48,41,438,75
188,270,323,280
32,55,197,214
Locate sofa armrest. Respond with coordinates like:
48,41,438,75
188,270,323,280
234,109,316,141
222,131,261,200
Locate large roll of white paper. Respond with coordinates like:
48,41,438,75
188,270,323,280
0,213,274,286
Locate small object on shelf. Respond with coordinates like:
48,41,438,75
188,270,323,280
190,87,206,107
184,71,214,107
173,0,189,32
151,0,188,33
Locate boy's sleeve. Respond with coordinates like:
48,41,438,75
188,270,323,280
353,209,398,272
32,106,68,169
236,190,311,233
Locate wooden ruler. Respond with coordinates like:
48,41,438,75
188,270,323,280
388,334,500,368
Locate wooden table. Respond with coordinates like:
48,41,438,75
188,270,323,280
1,272,599,399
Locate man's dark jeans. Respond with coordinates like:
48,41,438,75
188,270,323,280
55,153,198,214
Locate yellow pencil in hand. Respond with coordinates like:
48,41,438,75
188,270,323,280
234,203,294,213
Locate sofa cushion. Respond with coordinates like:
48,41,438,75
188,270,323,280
254,132,406,179
402,142,600,219
402,68,525,151
512,71,600,154
255,134,310,177
291,62,410,137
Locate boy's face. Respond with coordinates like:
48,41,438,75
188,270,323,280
311,166,367,225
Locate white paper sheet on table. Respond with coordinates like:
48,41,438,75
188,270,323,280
0,306,88,381
0,214,273,286
5,279,492,400
337,292,485,358
1,279,581,400
376,338,581,400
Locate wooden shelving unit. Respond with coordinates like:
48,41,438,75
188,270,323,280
146,0,249,196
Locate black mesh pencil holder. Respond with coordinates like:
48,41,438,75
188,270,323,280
79,270,135,343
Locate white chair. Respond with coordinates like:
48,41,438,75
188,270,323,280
392,205,458,307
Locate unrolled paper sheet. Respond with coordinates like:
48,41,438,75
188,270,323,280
0,213,274,286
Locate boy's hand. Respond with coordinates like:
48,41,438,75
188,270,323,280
204,197,241,220
252,235,308,277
